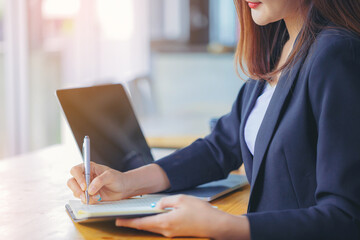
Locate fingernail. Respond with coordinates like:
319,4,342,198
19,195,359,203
80,194,85,202
88,185,95,194
81,183,86,191
94,194,101,201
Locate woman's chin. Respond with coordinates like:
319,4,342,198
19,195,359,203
251,14,278,26
253,20,269,26
251,13,268,25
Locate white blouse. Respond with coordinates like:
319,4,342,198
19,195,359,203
244,82,276,156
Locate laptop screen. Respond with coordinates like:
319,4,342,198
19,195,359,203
56,84,154,171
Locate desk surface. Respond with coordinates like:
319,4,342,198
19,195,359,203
146,136,201,149
0,145,249,240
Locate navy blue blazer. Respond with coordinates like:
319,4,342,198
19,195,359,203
156,27,360,239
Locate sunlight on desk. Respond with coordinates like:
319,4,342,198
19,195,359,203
146,136,201,149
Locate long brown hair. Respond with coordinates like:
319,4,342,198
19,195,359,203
234,0,360,81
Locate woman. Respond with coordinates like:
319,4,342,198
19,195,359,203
67,0,360,239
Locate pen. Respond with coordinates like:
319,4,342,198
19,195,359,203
83,136,90,205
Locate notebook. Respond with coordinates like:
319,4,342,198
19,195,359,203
66,174,248,222
66,195,169,222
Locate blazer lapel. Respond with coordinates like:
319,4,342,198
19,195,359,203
248,56,306,210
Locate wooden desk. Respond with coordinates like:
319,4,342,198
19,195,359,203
0,145,249,240
146,136,201,149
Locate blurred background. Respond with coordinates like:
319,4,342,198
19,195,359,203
0,0,246,159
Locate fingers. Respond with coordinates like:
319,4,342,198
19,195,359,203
70,163,86,191
116,213,178,238
90,161,110,176
67,176,101,202
80,193,102,204
67,177,83,198
156,194,190,210
116,217,155,229
70,161,110,191
88,170,114,195
116,196,212,238
69,162,117,205
116,214,170,235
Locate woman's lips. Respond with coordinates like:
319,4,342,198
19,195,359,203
247,1,261,9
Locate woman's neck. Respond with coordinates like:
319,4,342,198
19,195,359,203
270,13,305,86
284,10,305,45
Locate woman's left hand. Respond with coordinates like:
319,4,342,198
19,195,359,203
115,194,250,239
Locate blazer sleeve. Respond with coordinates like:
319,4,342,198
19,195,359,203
155,85,245,191
246,37,360,239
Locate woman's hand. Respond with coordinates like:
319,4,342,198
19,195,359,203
67,162,128,204
115,195,250,239
67,162,171,204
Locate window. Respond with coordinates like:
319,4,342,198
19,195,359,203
0,0,5,157
2,0,150,158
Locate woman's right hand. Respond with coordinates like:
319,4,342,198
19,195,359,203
67,162,129,204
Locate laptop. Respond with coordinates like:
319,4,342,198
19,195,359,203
56,84,248,210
